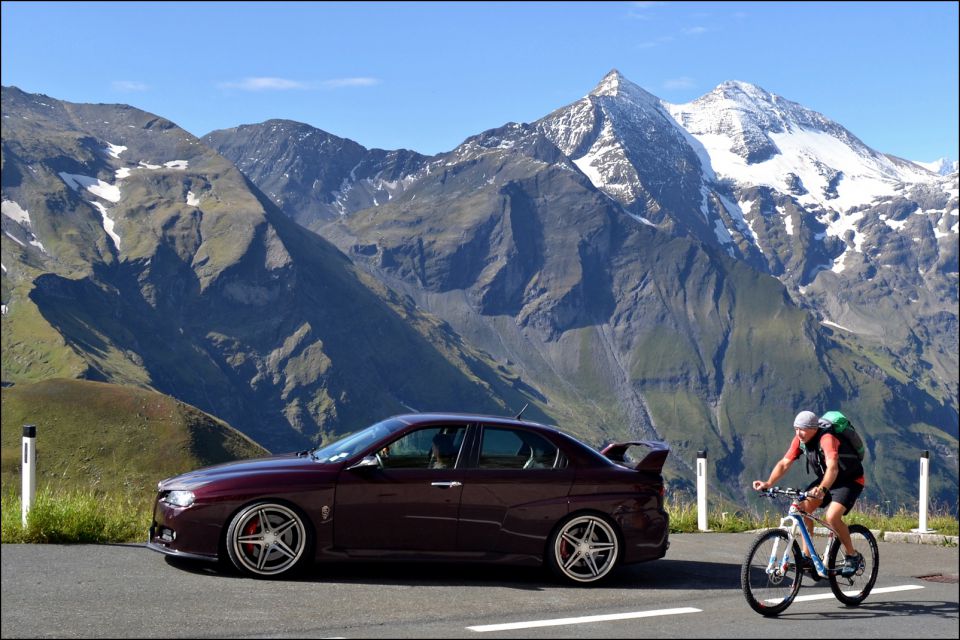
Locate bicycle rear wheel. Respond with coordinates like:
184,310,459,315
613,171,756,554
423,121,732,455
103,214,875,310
741,529,803,616
828,523,879,605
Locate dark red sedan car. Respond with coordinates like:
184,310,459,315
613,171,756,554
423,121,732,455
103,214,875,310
148,413,669,584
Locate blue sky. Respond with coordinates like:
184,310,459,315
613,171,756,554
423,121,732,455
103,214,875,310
2,1,957,162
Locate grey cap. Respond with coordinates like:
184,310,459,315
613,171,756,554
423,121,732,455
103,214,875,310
793,410,819,429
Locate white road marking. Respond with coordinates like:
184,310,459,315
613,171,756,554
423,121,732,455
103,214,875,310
765,584,925,604
466,607,702,632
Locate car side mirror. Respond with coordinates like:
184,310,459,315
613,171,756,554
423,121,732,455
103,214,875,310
347,454,381,471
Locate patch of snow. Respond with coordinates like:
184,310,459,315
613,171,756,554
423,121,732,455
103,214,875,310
882,217,908,231
629,213,656,227
821,319,855,332
815,206,866,252
712,218,734,244
59,172,121,203
831,249,849,273
139,161,161,169
88,201,121,250
186,191,200,207
164,160,188,170
2,210,45,253
105,143,127,158
573,154,605,190
912,157,957,176
1,200,31,225
4,231,26,247
777,205,794,236
665,105,935,213
115,168,132,180
570,119,642,203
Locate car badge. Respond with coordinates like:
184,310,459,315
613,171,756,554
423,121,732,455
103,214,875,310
321,505,331,520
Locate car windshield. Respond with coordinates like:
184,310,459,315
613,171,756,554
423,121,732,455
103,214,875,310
311,418,407,463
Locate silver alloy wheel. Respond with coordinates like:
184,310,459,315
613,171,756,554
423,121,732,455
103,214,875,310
228,503,307,576
552,514,620,583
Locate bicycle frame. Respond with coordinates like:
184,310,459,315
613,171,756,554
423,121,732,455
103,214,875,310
767,499,840,579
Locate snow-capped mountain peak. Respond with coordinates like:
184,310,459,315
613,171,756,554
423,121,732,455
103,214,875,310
913,157,958,176
665,80,938,212
589,69,659,105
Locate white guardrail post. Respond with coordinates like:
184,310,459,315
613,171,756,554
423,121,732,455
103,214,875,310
697,450,709,531
912,450,934,534
22,425,36,527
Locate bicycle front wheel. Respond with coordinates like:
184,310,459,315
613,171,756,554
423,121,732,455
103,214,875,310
828,524,879,605
741,529,803,616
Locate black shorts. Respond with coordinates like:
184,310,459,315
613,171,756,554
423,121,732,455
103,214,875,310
804,478,864,513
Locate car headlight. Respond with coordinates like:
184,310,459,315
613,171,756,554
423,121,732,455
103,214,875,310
163,490,196,508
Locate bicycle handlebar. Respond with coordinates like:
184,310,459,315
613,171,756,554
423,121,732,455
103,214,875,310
756,486,809,499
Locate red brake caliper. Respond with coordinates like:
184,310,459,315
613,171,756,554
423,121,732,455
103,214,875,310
244,518,259,555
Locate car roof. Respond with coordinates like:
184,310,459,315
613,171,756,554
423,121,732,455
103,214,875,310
391,412,558,432
387,412,616,468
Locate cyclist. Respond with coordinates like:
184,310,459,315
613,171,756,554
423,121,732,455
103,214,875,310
752,410,865,576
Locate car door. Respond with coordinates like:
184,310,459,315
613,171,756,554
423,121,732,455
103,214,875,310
457,425,574,557
334,425,467,552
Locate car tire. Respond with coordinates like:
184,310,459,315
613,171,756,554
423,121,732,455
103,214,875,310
547,512,621,584
225,501,313,578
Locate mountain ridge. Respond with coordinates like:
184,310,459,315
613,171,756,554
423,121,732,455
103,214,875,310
4,78,957,509
203,72,957,508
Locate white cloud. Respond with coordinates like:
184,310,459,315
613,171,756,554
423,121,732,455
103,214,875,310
664,77,696,90
683,26,709,35
112,80,149,92
627,1,663,19
321,77,381,88
218,77,310,91
637,35,674,49
218,76,380,91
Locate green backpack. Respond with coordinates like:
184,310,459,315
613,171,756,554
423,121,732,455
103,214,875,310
818,411,866,461
799,410,866,478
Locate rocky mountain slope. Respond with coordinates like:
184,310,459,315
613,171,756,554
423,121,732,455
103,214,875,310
4,76,956,509
534,72,958,419
1,86,537,453
205,74,957,508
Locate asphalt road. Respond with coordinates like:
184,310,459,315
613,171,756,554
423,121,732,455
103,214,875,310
1,533,957,638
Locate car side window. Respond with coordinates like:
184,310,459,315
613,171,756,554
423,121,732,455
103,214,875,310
379,426,466,469
478,427,560,470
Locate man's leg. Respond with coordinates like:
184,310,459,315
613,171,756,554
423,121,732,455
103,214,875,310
824,501,856,555
798,496,822,555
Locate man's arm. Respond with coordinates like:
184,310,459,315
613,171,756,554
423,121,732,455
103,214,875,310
753,457,794,490
809,433,841,498
810,458,839,498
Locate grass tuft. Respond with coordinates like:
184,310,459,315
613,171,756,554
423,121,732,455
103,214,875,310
2,487,956,545
1,486,151,544
667,499,958,537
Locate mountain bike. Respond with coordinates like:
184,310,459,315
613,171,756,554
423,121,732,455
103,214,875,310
740,487,879,616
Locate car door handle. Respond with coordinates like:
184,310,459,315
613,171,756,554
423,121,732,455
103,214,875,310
431,481,462,488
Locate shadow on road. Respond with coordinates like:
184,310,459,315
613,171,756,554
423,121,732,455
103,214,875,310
778,600,959,621
162,555,742,591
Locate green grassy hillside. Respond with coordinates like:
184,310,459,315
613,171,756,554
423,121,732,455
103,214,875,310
0,379,267,495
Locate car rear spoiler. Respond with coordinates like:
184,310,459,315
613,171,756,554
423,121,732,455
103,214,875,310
600,440,670,473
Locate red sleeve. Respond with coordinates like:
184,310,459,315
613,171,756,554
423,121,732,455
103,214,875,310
820,433,840,461
784,434,802,461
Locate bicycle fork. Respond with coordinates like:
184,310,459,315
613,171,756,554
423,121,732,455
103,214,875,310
767,508,835,580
